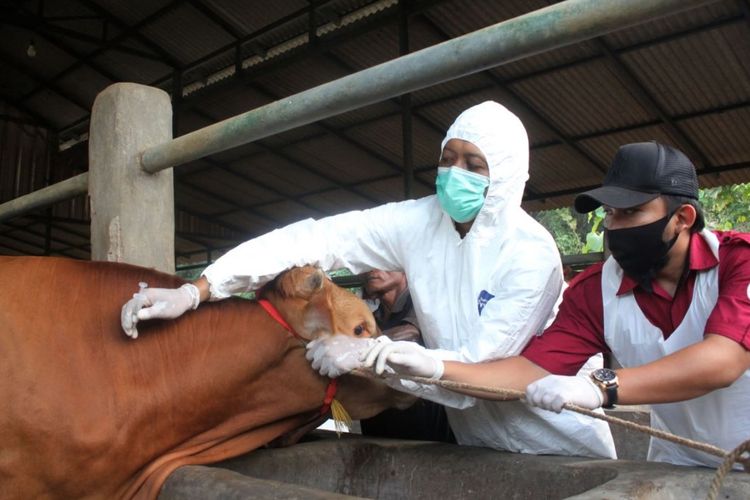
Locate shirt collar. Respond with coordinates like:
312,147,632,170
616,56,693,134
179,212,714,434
616,231,718,296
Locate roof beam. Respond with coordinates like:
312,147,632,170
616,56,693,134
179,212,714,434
175,199,254,236
228,168,435,214
55,0,343,137
739,0,750,28
182,109,335,217
75,0,184,67
186,0,244,40
1,11,164,62
1,54,90,113
181,87,399,209
0,91,55,129
167,0,406,108
0,214,90,245
175,0,340,85
248,77,436,193
8,2,121,96
0,113,44,127
17,0,184,107
178,174,289,226
0,219,87,257
58,0,741,141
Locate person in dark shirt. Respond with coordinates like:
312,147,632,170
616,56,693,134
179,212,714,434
359,270,455,443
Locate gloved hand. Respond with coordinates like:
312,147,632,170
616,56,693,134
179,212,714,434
525,374,604,413
121,282,201,339
362,337,444,380
305,335,382,378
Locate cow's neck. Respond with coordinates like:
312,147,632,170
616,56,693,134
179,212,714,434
117,298,332,490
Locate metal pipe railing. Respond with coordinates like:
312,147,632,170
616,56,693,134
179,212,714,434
0,173,88,223
140,0,716,173
0,0,717,223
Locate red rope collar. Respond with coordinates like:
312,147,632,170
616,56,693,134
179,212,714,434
257,299,303,341
257,298,338,416
320,378,338,416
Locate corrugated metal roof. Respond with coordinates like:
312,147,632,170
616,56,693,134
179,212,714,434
25,90,88,128
0,25,77,79
57,66,112,110
201,0,309,37
510,58,654,137
621,25,750,116
91,50,171,84
140,3,238,65
602,1,741,49
2,0,750,262
681,107,750,167
94,0,178,25
529,143,603,194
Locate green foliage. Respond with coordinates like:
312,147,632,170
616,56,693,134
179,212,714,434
175,267,204,281
582,207,605,254
699,183,750,232
534,182,750,255
533,208,582,255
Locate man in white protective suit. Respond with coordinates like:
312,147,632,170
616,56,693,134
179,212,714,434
120,101,616,459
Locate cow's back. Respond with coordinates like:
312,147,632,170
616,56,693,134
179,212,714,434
0,257,184,497
0,257,323,499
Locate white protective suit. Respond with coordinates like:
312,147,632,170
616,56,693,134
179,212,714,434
202,101,616,458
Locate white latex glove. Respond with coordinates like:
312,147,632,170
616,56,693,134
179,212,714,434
525,374,604,413
305,335,383,378
120,282,201,339
362,337,444,380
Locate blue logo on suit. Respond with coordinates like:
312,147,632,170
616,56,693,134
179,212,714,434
477,290,495,315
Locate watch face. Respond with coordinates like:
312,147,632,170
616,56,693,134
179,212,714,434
593,368,617,383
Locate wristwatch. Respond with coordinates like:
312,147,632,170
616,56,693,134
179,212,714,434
590,368,619,409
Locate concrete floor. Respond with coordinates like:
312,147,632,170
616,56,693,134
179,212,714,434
160,428,750,499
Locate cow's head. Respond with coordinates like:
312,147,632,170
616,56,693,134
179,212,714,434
258,266,379,341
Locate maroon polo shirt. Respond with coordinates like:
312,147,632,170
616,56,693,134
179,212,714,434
522,231,750,375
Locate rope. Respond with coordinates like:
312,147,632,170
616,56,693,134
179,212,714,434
706,440,750,500
349,369,750,498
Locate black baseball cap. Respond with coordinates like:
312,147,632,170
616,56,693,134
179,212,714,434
574,141,699,213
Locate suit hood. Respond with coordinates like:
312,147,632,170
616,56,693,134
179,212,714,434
440,101,529,237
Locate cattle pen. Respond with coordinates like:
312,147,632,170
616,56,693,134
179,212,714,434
1,0,750,498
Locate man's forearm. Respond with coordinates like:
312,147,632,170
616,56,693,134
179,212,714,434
191,276,211,303
441,355,549,399
617,334,750,405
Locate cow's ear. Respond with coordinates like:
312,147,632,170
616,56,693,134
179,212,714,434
302,267,326,296
288,266,326,300
301,290,334,338
272,266,326,299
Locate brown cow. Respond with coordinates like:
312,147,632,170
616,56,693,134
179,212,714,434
0,256,413,499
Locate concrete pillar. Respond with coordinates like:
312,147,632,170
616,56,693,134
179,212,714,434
89,83,174,272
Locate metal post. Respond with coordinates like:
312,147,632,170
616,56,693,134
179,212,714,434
400,0,414,200
140,0,717,173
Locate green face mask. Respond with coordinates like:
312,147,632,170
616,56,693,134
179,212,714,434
435,166,490,223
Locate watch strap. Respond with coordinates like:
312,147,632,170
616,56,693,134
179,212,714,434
602,385,617,409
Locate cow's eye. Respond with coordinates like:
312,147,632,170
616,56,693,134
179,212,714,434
353,324,365,336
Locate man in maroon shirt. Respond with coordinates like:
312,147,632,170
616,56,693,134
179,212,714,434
361,141,750,467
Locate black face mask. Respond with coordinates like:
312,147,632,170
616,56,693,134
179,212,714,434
605,214,678,292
